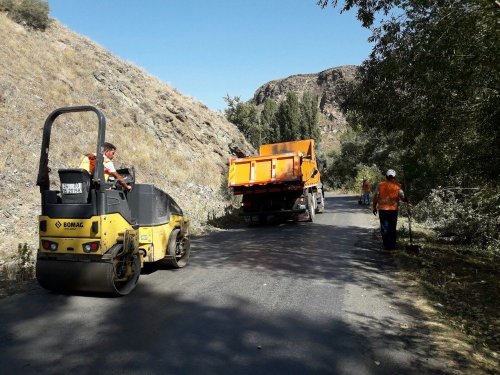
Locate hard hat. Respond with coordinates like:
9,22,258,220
386,169,396,177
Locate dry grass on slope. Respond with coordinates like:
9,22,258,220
0,13,253,261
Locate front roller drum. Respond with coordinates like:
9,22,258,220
36,255,140,296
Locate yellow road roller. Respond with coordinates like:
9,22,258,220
36,106,190,295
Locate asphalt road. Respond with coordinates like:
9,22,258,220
0,194,448,375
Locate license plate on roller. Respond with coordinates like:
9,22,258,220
62,183,83,194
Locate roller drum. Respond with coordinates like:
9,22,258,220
36,257,140,296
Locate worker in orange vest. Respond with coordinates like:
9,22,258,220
372,169,408,251
79,142,131,191
362,178,371,205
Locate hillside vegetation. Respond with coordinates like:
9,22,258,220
0,11,253,260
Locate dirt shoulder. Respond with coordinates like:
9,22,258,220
0,276,37,299
390,228,499,374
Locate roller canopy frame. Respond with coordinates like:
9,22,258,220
36,106,107,214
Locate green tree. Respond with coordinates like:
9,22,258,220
275,92,301,142
300,92,320,143
319,0,500,191
9,0,50,30
260,99,277,144
224,95,262,148
261,92,320,144
319,0,500,250
0,0,15,11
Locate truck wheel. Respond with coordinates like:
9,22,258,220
316,191,325,213
307,193,315,222
161,229,191,269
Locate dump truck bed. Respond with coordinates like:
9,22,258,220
228,139,320,191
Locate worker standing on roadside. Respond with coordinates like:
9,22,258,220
362,178,371,205
372,169,407,251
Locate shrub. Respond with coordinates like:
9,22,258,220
413,187,500,254
353,164,382,193
16,242,34,280
0,0,14,12
324,152,382,192
7,0,50,30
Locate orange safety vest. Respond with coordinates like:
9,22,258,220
79,153,111,181
79,153,97,174
377,180,401,210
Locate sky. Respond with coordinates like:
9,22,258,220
49,0,372,111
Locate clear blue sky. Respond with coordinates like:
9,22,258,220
49,0,372,111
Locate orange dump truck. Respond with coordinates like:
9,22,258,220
228,139,324,223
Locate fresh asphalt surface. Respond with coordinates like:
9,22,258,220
0,194,448,375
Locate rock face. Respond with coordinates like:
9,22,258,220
253,65,357,150
0,13,254,260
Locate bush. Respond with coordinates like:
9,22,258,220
6,0,50,30
413,187,500,254
324,151,382,192
0,0,14,12
16,242,34,280
353,164,382,193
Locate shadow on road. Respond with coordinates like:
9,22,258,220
0,288,446,375
0,195,450,374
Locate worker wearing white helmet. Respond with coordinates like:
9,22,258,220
372,169,408,251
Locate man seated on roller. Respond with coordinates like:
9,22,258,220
79,142,131,191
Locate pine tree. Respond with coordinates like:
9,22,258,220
275,92,301,141
260,99,277,144
300,92,320,142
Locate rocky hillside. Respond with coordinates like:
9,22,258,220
252,65,357,150
0,13,253,260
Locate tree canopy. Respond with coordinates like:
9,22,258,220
320,0,499,251
224,95,261,148
320,0,499,191
224,92,321,148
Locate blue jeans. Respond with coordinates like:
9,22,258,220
362,192,370,204
378,210,398,250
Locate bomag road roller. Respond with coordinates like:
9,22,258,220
36,106,190,295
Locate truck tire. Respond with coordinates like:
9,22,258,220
307,193,315,222
316,191,325,213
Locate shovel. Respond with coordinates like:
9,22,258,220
405,201,420,255
403,173,420,255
